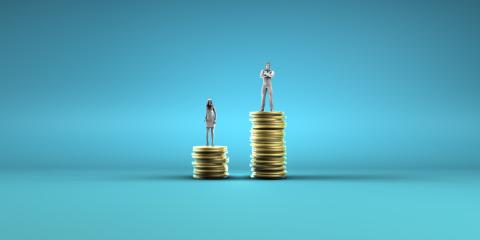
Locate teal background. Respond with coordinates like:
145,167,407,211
1,1,480,240
2,0,480,170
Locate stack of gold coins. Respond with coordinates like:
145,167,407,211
191,146,229,179
250,111,287,179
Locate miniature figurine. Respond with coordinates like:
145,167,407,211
205,98,216,146
259,62,275,112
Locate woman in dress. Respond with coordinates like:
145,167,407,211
205,99,216,146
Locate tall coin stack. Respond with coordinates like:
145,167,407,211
191,146,229,179
249,111,287,179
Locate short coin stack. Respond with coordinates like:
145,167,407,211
250,111,287,179
191,146,229,179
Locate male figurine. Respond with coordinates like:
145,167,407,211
259,62,275,112
205,98,216,146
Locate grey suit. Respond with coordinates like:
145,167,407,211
260,69,275,111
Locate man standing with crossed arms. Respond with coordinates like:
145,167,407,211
259,62,275,112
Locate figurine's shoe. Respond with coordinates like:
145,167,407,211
259,108,264,112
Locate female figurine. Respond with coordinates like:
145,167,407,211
205,99,216,146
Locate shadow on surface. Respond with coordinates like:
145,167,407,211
111,173,419,182
113,174,193,181
287,174,416,181
112,174,254,181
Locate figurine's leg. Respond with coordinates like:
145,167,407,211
260,85,267,111
268,86,274,112
206,128,209,146
211,127,215,146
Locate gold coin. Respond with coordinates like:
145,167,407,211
251,164,286,168
252,124,285,128
253,151,286,155
251,118,285,122
251,156,287,160
251,132,284,136
251,128,285,131
194,162,228,167
251,139,284,143
251,143,285,147
251,157,286,161
252,116,285,119
252,170,286,173
251,158,286,162
250,111,284,115
192,153,226,158
193,164,227,168
253,146,286,150
193,160,228,164
251,161,286,166
250,138,284,142
253,145,286,149
193,151,226,155
194,169,227,173
251,137,284,140
195,164,228,170
251,154,286,158
192,151,227,155
192,155,228,159
252,147,285,150
251,120,285,124
193,172,227,175
251,174,286,179
252,127,285,130
250,129,284,134
193,161,227,165
250,115,285,118
194,170,227,174
251,138,284,141
253,151,285,155
251,131,284,134
251,139,285,143
252,152,286,157
253,170,287,174
193,146,227,152
192,160,228,166
192,152,226,156
250,135,284,138
193,155,228,159
253,147,286,151
192,152,228,156
192,160,228,164
193,175,229,179
252,170,287,174
193,158,228,162
250,118,285,122
252,172,287,176
194,171,228,175
250,165,286,170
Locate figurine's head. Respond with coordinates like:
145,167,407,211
265,62,271,70
206,98,213,108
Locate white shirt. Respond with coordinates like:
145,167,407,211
260,69,275,79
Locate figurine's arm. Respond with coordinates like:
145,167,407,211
205,108,207,122
260,70,265,78
270,70,275,78
213,107,217,123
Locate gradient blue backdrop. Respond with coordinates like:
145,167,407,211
1,0,479,170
